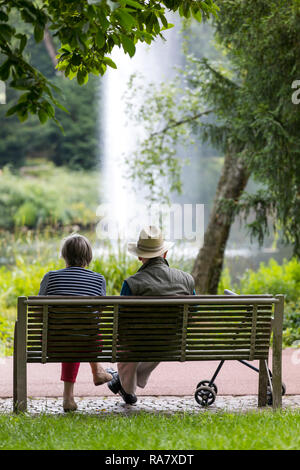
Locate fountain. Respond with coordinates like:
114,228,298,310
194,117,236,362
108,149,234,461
98,14,182,244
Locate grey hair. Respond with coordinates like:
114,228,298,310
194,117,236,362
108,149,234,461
61,234,93,267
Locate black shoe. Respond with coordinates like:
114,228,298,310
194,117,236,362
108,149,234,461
107,370,121,394
106,370,137,405
119,387,137,405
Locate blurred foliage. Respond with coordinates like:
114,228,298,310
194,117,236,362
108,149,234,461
218,257,300,301
0,6,100,170
0,314,14,356
0,164,99,229
0,0,218,122
0,73,100,170
92,246,140,296
282,302,300,349
237,258,300,302
218,257,300,348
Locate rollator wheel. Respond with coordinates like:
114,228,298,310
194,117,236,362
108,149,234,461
267,382,287,406
194,386,216,407
196,380,218,395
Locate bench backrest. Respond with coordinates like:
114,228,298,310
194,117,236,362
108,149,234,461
20,295,281,364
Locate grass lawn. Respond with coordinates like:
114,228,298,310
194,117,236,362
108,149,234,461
1,410,300,450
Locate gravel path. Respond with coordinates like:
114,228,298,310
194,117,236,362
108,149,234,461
1,395,300,415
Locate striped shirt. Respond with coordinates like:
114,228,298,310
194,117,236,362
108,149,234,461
38,267,106,296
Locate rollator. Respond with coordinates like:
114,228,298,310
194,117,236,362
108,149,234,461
194,290,286,407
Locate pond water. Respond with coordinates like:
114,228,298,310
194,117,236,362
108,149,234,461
0,229,293,288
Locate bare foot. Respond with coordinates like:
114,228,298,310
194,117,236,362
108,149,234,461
63,398,78,412
93,371,113,386
90,363,113,386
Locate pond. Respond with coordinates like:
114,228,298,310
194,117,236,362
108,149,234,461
0,228,293,287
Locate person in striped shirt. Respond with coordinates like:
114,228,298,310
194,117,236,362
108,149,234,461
39,234,112,412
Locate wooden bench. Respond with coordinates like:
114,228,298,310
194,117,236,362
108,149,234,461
13,294,284,413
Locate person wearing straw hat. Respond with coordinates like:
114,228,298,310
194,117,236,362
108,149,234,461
107,225,195,405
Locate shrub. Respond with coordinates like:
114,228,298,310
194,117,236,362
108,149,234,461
283,301,300,348
219,257,300,348
0,315,14,356
0,165,99,230
237,258,300,302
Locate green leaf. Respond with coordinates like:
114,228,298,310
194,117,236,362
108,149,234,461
34,24,44,43
71,54,82,66
17,110,28,122
125,0,144,10
95,30,105,48
38,108,48,124
60,44,72,53
0,23,14,41
53,117,65,134
0,11,9,22
87,4,96,21
17,34,27,53
44,102,55,118
52,99,69,114
161,23,174,31
20,9,35,23
0,60,11,81
77,69,88,85
192,9,202,22
102,57,117,69
159,13,168,29
6,104,23,117
152,15,161,34
120,34,136,57
96,8,110,31
116,9,137,30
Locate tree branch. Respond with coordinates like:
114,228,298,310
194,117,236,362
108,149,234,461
43,25,60,73
150,109,214,137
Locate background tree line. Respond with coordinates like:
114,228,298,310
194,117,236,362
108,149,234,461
0,27,99,170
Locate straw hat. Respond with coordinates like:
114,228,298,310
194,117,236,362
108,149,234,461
128,226,174,258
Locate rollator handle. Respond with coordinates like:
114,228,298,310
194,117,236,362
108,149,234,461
224,289,238,296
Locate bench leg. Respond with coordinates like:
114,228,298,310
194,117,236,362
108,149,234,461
13,322,18,412
258,359,268,407
13,322,27,413
272,295,284,410
13,298,28,413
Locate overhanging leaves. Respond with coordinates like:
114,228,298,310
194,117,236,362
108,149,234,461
0,0,218,123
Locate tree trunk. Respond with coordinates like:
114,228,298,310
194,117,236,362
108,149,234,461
192,148,250,294
43,26,59,71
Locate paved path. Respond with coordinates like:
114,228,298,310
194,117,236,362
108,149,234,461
1,349,299,398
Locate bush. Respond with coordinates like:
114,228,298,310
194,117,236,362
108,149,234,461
283,301,300,348
238,258,300,302
219,257,300,348
219,257,300,302
0,165,99,230
0,315,14,356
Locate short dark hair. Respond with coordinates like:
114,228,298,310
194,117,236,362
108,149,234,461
61,234,93,267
